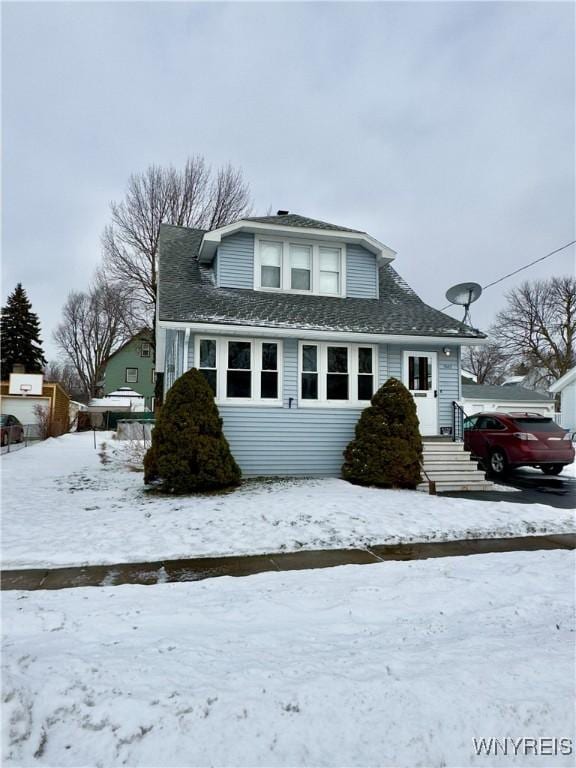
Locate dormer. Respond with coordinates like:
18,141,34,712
198,212,396,299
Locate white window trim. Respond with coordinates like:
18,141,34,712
195,336,283,407
298,341,377,408
254,235,347,298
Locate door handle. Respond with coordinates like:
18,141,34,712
434,390,438,398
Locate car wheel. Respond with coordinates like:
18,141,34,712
540,464,563,476
489,449,508,477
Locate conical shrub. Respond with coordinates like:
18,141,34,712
342,377,422,488
144,368,241,493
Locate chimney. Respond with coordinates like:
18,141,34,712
276,210,289,216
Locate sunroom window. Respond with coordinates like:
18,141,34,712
199,339,217,395
301,345,318,400
227,341,251,398
196,338,282,404
261,342,279,399
299,343,376,405
326,346,348,400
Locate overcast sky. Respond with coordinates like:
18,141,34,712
3,1,574,360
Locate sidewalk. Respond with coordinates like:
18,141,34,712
2,534,574,591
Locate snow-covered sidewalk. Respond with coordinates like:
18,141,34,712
3,550,574,767
2,432,574,570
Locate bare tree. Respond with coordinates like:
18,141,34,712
53,279,132,399
102,158,251,328
492,276,576,387
44,360,85,401
461,342,509,384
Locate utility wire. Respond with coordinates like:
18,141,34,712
440,239,576,311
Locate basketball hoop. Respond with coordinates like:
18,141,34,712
19,384,32,396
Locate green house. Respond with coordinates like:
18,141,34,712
101,331,155,407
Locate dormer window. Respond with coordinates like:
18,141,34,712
255,235,346,297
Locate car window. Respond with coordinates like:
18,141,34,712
476,416,505,430
463,415,479,430
0,415,7,426
512,418,562,434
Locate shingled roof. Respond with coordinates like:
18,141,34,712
241,213,364,233
462,384,553,402
158,224,485,340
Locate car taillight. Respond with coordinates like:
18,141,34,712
513,432,538,441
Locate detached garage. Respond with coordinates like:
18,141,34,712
458,383,556,418
0,377,70,435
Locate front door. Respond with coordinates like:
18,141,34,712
402,351,438,435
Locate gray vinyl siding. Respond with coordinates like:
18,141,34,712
346,244,379,298
217,232,254,289
169,333,461,474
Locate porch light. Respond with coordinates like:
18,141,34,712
443,347,452,356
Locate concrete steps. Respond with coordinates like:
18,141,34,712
418,440,494,493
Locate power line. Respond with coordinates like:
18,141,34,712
440,239,576,311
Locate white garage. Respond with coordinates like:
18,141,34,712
0,396,51,426
458,384,556,418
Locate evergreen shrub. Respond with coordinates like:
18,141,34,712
144,368,241,493
342,377,422,489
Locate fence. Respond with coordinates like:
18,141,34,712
116,419,155,442
1,423,43,454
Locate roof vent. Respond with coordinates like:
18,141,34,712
276,210,289,216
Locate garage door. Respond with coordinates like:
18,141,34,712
1,397,51,426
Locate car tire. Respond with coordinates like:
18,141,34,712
540,464,563,476
489,449,508,477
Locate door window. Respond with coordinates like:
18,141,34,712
408,356,432,391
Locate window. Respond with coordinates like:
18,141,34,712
261,342,279,399
302,345,318,400
408,356,432,391
299,343,376,405
125,367,138,383
227,341,251,398
357,347,374,400
195,338,282,404
151,368,156,384
260,241,282,288
319,247,341,295
140,342,152,358
290,245,312,291
199,339,217,395
255,237,346,297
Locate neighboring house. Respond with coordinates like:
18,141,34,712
549,368,576,433
155,212,486,476
101,331,155,408
458,384,556,419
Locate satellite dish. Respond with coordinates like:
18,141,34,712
445,282,482,326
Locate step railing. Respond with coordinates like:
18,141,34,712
452,401,466,442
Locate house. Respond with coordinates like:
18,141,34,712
155,212,486,476
549,368,576,433
100,331,155,409
458,383,556,419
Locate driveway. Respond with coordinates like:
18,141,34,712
442,467,576,509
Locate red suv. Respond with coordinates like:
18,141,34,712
463,412,574,477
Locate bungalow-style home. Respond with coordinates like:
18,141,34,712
458,383,556,419
100,331,155,409
549,368,576,433
155,212,486,476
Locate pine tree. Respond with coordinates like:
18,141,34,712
144,368,241,493
342,377,422,489
0,284,46,379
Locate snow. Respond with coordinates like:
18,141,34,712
2,432,574,570
2,550,574,767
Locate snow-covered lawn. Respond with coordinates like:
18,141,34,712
3,550,574,767
2,432,574,570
